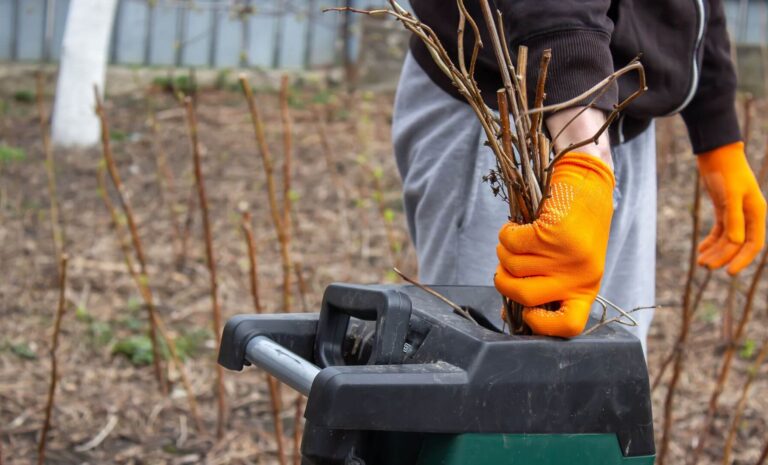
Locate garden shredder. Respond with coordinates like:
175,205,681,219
218,283,655,464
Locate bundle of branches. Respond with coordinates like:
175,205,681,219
329,0,646,334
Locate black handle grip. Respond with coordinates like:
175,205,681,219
218,313,318,371
315,284,412,368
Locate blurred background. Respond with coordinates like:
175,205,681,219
1,0,768,464
1,0,767,89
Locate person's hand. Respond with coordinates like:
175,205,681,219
697,142,766,275
494,152,615,337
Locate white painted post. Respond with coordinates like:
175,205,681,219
51,0,118,147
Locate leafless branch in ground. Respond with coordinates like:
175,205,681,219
268,376,288,465
240,75,293,313
722,275,738,345
241,212,264,314
292,259,311,463
652,269,712,392
311,104,348,202
292,395,305,465
722,338,768,464
359,161,402,267
35,72,65,268
294,262,309,312
657,175,704,465
757,439,768,465
310,104,353,243
690,247,768,465
37,255,68,465
240,212,287,465
96,160,206,435
721,96,756,345
146,96,187,266
94,86,165,394
183,97,227,439
280,75,294,249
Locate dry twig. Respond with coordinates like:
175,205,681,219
758,440,768,465
240,212,287,465
146,98,187,265
294,262,309,312
292,260,311,463
267,376,288,465
241,212,264,314
311,105,348,202
652,269,712,392
37,255,68,465
280,75,294,245
581,299,655,336
722,276,738,344
96,162,206,435
326,0,646,334
292,396,305,465
722,338,768,464
183,97,227,439
658,175,703,465
73,415,119,452
393,267,476,323
690,247,768,465
93,87,165,393
240,75,293,312
35,72,65,267
721,97,755,345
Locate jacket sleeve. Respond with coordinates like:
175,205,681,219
496,0,617,112
681,0,741,154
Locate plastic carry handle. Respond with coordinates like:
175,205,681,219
315,284,413,368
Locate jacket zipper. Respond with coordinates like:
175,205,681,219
668,0,706,115
617,114,626,144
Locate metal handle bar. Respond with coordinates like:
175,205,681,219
245,335,321,396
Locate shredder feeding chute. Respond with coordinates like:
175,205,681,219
218,283,655,465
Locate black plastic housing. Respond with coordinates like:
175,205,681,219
218,283,655,464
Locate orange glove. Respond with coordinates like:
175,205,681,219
494,152,615,338
697,142,766,275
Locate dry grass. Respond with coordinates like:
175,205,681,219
0,78,408,464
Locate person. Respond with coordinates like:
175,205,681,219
392,0,766,348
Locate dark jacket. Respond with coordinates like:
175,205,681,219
409,0,741,153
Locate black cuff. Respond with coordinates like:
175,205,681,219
682,95,742,154
520,29,618,112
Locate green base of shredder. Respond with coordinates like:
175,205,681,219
417,434,655,465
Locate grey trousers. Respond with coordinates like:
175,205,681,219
392,53,657,347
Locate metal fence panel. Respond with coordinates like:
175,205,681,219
0,0,14,60
4,0,762,69
49,0,70,61
16,0,46,61
310,1,342,68
147,3,176,66
182,7,213,66
113,0,148,64
247,3,278,67
278,7,308,69
212,8,241,68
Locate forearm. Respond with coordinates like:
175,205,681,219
545,107,613,171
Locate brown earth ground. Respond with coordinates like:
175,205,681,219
0,68,767,464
